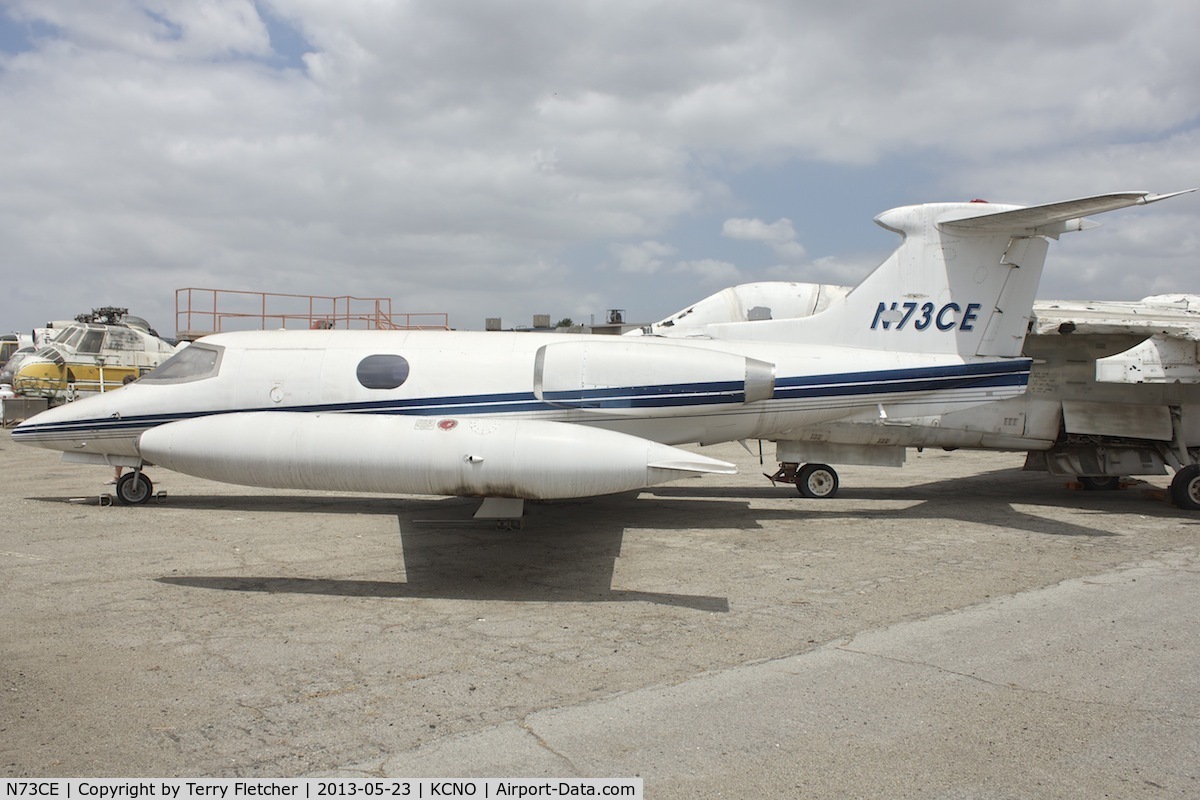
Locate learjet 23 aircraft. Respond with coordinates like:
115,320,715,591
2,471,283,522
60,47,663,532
12,190,1197,518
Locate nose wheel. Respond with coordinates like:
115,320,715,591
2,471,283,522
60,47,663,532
115,471,154,505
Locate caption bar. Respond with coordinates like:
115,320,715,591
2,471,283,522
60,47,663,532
3,779,643,800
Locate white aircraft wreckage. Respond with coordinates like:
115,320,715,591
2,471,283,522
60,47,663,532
13,190,1199,517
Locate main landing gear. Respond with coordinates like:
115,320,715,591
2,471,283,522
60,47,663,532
766,462,840,499
1162,405,1200,511
1071,472,1200,511
115,470,154,505
1171,464,1200,511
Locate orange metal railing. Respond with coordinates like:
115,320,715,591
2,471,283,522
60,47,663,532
176,288,450,340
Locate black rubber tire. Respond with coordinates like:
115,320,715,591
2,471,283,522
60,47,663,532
115,471,153,505
1170,464,1200,511
796,463,839,499
1079,476,1121,491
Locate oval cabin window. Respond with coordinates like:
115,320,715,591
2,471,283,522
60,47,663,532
357,354,410,389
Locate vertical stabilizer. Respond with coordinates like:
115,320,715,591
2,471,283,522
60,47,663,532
708,191,1193,359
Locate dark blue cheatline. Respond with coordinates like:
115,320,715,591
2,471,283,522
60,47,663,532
11,359,1031,441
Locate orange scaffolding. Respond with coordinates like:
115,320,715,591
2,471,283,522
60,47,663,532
175,288,450,340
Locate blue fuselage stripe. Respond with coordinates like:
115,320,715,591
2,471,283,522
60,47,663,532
12,360,1032,439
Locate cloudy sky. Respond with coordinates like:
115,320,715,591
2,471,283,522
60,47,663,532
1,1,1197,337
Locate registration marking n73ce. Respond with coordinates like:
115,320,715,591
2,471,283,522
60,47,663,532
871,301,982,331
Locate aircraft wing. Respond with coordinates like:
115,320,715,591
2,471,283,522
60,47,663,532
938,189,1196,235
1030,296,1200,341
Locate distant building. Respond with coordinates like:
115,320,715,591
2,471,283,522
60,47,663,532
482,311,642,334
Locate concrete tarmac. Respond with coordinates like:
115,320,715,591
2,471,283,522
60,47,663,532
1,430,1197,797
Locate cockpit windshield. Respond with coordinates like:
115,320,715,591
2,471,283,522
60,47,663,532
54,326,85,349
77,328,105,354
140,343,223,383
42,324,106,354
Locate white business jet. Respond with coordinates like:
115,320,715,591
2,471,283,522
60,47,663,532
12,190,1192,519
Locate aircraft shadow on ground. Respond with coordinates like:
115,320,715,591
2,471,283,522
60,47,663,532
143,494,736,611
36,463,1182,605
649,465,1191,538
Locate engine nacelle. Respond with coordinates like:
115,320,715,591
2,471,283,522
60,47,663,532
534,340,775,412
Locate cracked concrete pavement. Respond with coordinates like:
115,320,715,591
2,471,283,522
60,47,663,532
351,556,1197,797
1,430,1197,797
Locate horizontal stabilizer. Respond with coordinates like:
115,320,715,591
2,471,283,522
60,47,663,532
939,189,1196,234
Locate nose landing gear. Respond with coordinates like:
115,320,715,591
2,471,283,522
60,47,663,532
115,470,154,505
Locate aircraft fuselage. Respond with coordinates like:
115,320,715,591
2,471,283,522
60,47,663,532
13,328,1030,463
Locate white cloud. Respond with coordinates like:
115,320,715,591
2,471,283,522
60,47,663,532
0,1,1197,334
611,241,677,275
722,217,806,261
674,258,743,286
765,255,874,288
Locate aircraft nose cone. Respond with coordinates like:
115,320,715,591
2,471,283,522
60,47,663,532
10,394,97,451
10,415,44,446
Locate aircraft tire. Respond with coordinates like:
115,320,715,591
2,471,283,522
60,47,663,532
115,471,154,505
1170,464,1200,511
1079,475,1121,491
797,463,839,499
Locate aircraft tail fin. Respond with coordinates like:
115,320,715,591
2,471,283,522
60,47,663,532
712,190,1194,358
